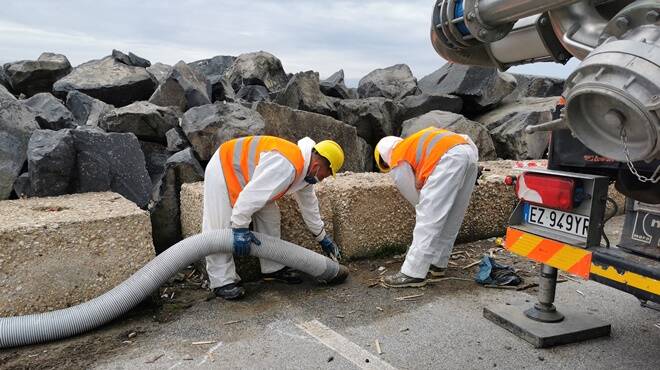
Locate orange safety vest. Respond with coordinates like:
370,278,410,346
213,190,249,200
390,127,468,188
219,136,305,206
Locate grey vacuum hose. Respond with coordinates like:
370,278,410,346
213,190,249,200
0,230,348,348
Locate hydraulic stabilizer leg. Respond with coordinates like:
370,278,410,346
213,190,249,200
524,265,564,323
483,263,611,348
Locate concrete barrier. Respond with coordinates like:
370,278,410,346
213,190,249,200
180,160,522,260
0,192,154,316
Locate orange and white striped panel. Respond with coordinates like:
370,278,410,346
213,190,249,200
505,228,592,279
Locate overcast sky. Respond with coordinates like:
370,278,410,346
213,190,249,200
1,0,578,85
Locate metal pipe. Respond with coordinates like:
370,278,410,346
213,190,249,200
478,0,581,26
548,0,608,60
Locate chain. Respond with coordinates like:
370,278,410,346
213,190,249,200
619,126,660,183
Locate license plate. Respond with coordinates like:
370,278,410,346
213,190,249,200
524,203,589,238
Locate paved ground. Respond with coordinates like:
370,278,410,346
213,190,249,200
1,216,659,369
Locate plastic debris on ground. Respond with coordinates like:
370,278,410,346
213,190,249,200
475,255,522,286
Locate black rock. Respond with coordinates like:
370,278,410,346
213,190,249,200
418,63,516,115
53,56,157,107
22,93,76,130
208,75,236,102
149,148,205,253
0,84,16,101
180,102,265,161
140,141,171,186
335,97,401,146
129,52,151,68
188,55,235,81
172,61,211,109
224,51,288,92
12,172,32,198
320,70,351,99
236,85,270,102
26,129,76,196
65,90,114,126
99,101,178,144
148,76,187,111
4,53,72,97
146,63,173,84
358,64,418,100
275,71,337,118
70,127,152,208
0,99,39,199
165,127,190,152
112,49,151,68
503,74,565,103
399,92,463,121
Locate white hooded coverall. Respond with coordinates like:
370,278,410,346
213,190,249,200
391,136,479,279
203,137,327,288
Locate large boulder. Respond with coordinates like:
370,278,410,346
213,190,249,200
357,64,418,100
149,148,205,253
399,92,463,121
148,77,187,111
52,56,157,107
402,110,497,160
188,55,236,102
256,102,372,172
146,62,173,84
69,127,152,208
26,129,76,196
236,85,270,103
320,70,352,99
22,93,76,130
0,84,15,101
503,74,565,103
111,49,151,68
99,101,179,144
4,53,72,97
418,63,516,115
166,127,190,152
65,90,113,126
180,102,266,161
476,97,557,159
275,71,337,118
168,61,211,109
0,100,39,199
224,51,288,92
140,141,171,186
335,97,401,146
0,68,12,92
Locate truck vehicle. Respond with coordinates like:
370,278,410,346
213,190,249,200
429,0,659,347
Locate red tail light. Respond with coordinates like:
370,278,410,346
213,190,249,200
515,173,575,211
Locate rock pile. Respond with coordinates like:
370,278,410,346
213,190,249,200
1,49,563,254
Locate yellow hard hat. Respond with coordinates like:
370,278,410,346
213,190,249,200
314,140,344,176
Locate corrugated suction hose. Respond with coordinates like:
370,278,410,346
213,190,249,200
0,230,348,348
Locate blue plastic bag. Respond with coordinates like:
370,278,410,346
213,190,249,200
475,255,522,286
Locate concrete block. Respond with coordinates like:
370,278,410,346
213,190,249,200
180,160,520,261
0,192,154,317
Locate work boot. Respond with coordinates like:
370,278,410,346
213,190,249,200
213,283,245,300
383,272,427,288
261,267,303,284
428,265,446,278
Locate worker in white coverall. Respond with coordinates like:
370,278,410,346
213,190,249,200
203,135,344,300
374,127,479,287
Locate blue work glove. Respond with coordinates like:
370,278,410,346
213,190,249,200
319,236,341,261
232,228,261,257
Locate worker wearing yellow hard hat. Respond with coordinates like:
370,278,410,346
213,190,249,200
374,127,480,288
204,135,344,300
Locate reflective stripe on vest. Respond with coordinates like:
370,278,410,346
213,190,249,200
219,136,305,206
390,127,468,187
